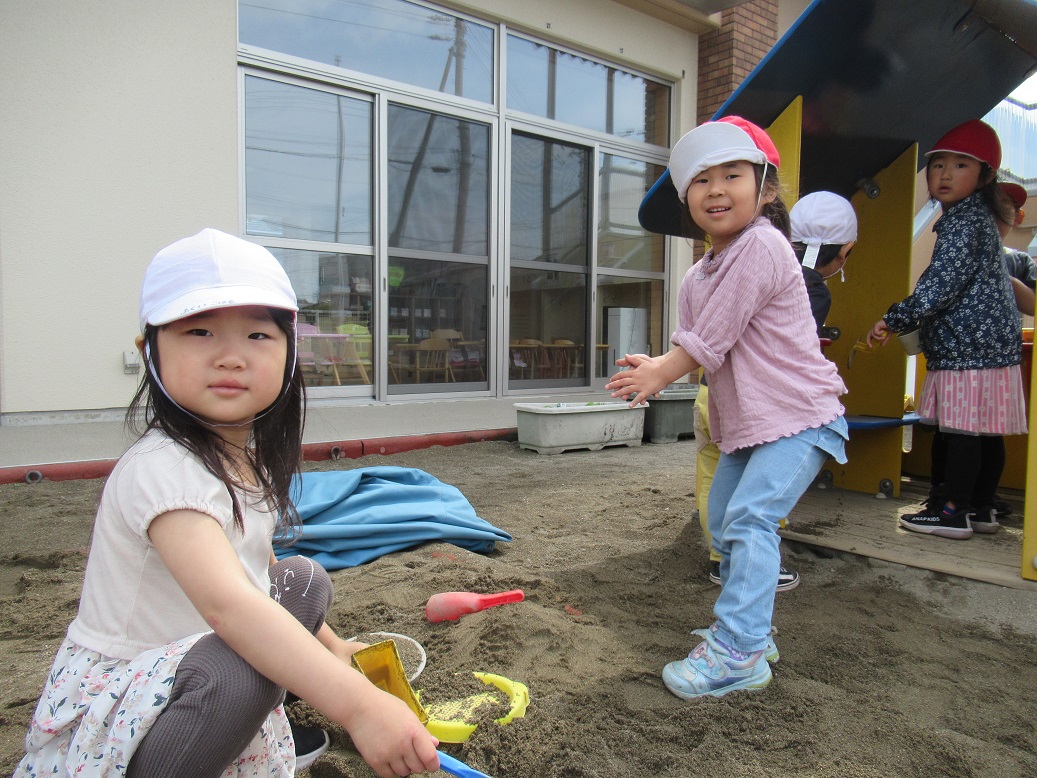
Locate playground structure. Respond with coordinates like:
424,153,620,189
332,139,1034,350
641,0,1037,581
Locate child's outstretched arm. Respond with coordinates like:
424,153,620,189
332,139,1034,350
150,510,440,777
606,347,698,407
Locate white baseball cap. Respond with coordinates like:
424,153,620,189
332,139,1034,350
139,228,298,331
790,192,858,269
669,116,781,203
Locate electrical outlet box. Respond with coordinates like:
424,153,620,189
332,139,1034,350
123,349,141,374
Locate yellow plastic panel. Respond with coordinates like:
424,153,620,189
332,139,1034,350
825,144,917,495
1023,345,1037,580
765,96,802,205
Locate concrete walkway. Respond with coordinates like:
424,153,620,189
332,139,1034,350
0,393,604,481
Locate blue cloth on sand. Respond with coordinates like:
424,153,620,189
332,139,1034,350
275,467,512,570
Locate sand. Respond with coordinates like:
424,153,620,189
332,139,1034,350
2,439,1037,777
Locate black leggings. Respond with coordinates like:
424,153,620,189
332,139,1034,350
930,429,1006,509
127,556,332,778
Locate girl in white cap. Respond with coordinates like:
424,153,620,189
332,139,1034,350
15,229,440,777
867,119,1026,540
790,190,858,336
608,118,848,699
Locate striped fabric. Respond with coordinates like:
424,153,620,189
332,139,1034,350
917,367,1028,435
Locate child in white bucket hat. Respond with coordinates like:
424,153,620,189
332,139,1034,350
790,191,858,336
15,229,441,778
611,118,848,700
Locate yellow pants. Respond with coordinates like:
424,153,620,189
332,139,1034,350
694,386,722,563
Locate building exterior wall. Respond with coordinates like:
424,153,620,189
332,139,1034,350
0,0,240,418
0,0,702,420
1,1,799,422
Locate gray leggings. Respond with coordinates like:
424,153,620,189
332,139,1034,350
126,556,332,778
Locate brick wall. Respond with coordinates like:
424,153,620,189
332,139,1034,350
697,0,778,124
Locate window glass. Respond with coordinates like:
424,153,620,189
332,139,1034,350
387,106,490,256
596,276,664,378
508,268,588,384
268,247,375,386
510,133,589,265
387,257,489,390
598,154,666,272
245,76,372,244
240,0,494,103
506,35,669,145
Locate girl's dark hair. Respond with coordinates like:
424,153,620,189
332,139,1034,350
757,165,791,239
126,308,306,541
678,163,791,243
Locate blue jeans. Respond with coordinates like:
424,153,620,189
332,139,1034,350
706,417,847,653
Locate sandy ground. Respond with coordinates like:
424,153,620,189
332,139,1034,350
2,439,1037,777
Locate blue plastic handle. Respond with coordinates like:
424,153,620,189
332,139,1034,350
436,750,493,778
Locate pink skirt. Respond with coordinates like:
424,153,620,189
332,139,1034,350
917,366,1028,435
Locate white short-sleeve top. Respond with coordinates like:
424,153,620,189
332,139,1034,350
67,431,276,660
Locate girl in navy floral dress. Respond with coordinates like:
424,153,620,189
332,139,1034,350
867,119,1026,539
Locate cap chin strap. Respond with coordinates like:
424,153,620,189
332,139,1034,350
144,336,297,430
754,161,769,216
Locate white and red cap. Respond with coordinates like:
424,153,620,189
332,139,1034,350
669,116,781,203
140,228,297,331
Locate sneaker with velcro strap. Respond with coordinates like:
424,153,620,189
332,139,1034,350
693,623,780,663
663,626,772,699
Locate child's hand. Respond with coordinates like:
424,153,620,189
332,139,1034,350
866,320,890,348
347,689,440,777
606,354,667,407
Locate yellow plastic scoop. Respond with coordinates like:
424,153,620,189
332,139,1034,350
352,640,428,723
422,672,529,744
351,641,528,743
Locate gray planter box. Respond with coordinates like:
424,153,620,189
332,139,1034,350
643,384,699,444
514,402,645,454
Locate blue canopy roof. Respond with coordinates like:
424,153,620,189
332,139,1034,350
640,0,1037,237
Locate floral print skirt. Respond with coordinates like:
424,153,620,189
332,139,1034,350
14,633,294,777
917,366,1028,435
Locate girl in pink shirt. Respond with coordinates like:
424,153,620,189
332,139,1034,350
608,117,847,699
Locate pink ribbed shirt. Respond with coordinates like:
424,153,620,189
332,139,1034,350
671,218,846,453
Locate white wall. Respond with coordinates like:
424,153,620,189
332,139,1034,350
0,0,698,418
0,0,239,416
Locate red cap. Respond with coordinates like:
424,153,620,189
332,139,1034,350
716,116,781,168
926,119,1001,170
1000,182,1028,210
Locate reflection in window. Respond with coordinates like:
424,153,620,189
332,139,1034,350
268,247,375,387
508,268,588,383
245,77,372,244
387,257,488,391
596,276,663,378
510,133,589,265
239,0,494,103
387,106,490,256
507,35,669,145
598,154,666,273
